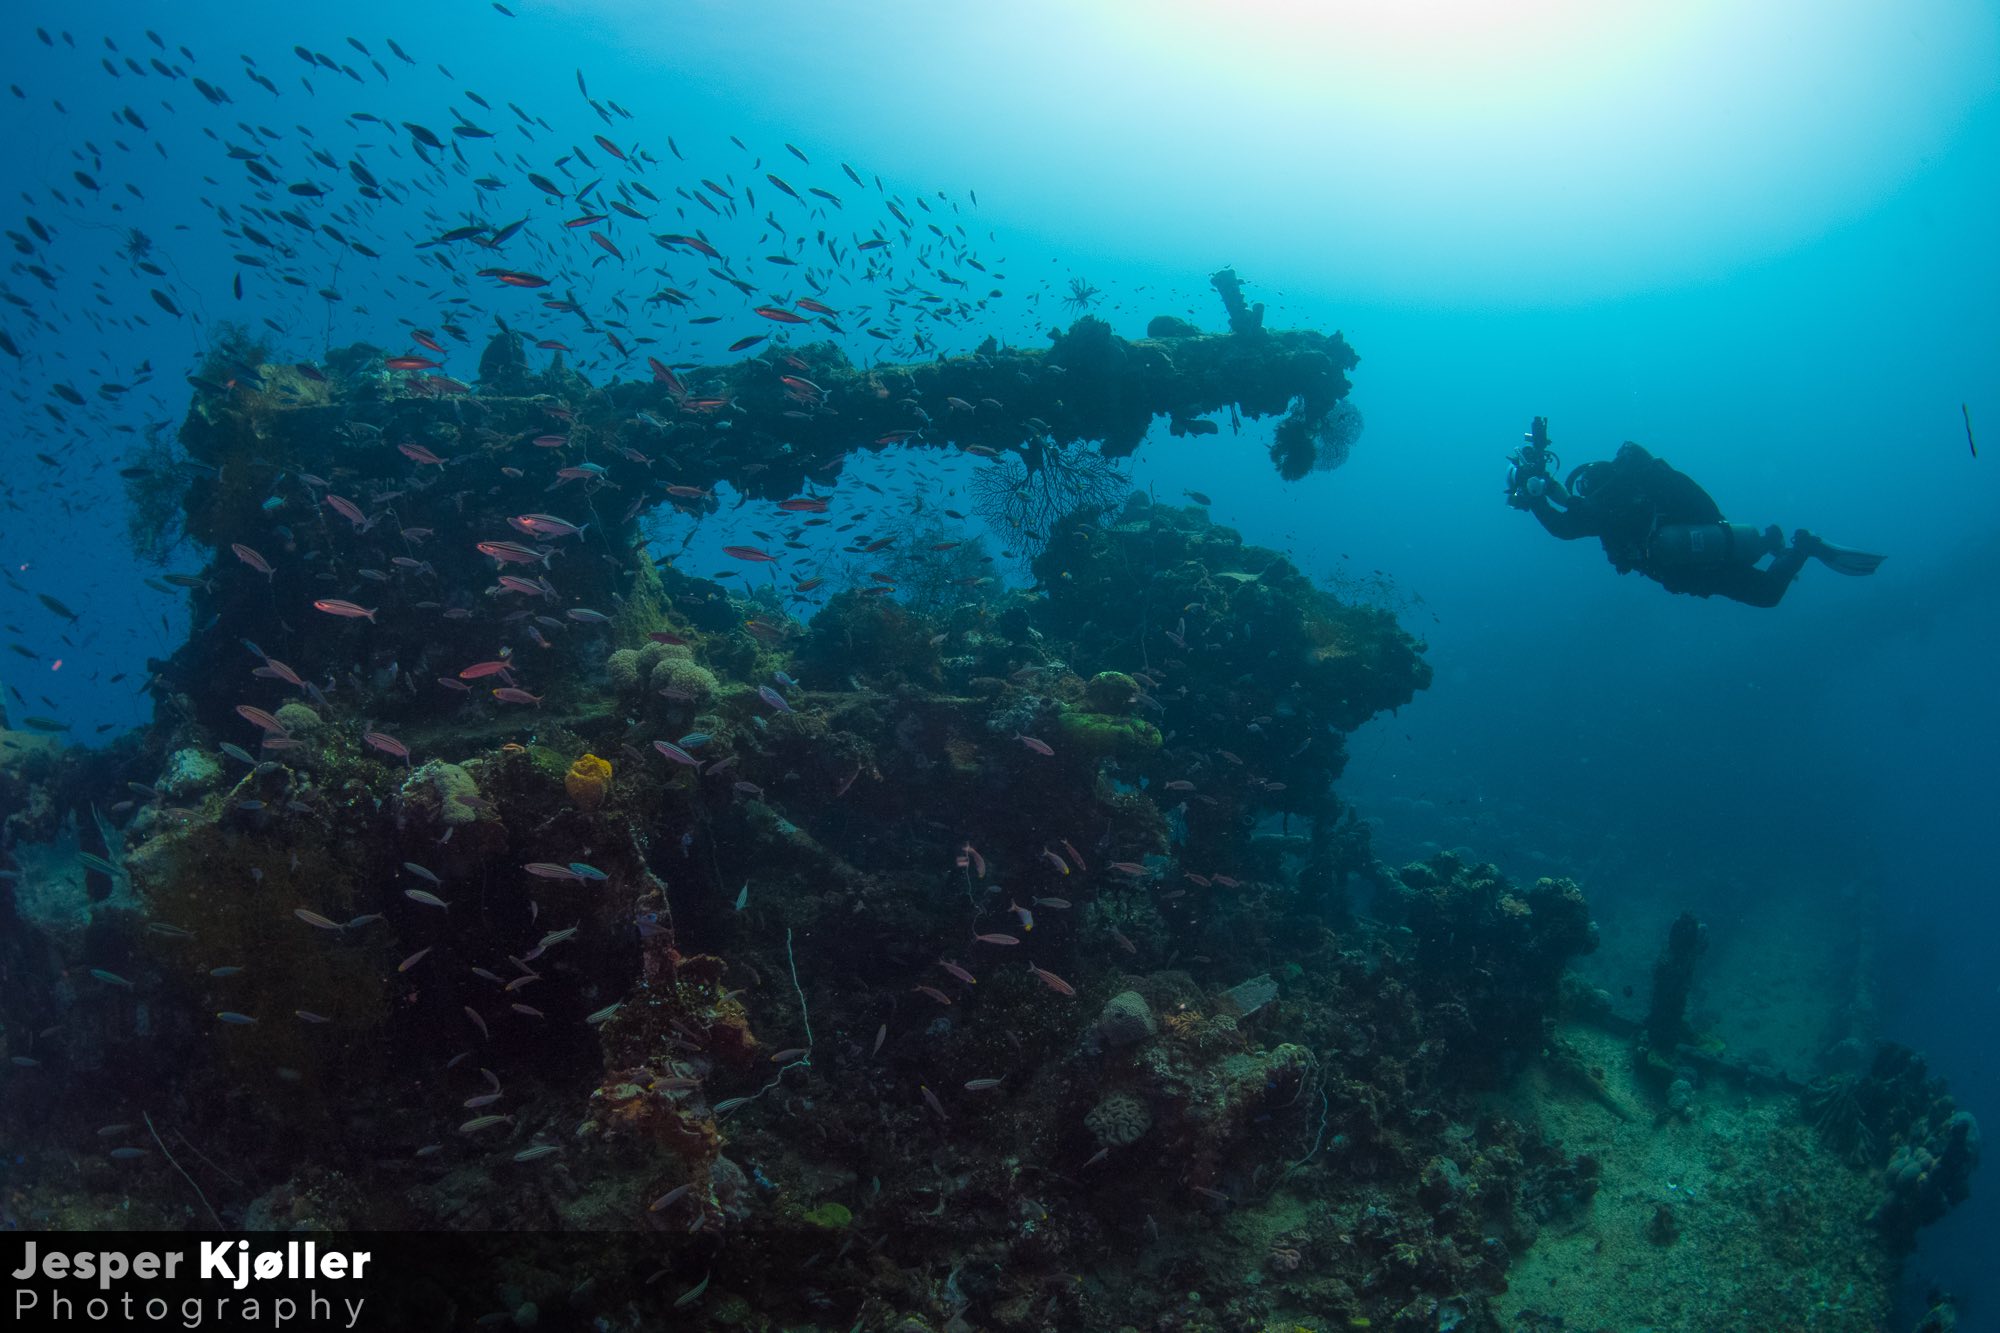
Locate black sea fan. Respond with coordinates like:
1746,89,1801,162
1270,396,1365,481
843,507,997,618
971,442,1128,551
1311,399,1365,473
122,420,186,564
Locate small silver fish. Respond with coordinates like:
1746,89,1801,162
674,1272,711,1310
649,1182,692,1212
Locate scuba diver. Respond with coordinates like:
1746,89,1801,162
1504,417,1884,607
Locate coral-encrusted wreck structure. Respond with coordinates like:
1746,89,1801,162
0,285,1975,1332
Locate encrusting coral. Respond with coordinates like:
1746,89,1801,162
564,753,613,810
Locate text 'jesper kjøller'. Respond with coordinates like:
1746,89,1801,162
15,1240,369,1328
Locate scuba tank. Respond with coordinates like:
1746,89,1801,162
1649,523,1775,568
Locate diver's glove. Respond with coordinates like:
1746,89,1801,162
1505,475,1547,509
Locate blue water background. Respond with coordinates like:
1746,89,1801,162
2,0,1995,1314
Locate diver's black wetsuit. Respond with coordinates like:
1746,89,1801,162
1528,443,1810,607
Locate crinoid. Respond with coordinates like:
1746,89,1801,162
1061,276,1101,313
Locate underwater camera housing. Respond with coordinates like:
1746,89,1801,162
1505,416,1559,504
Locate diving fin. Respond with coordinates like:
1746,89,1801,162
1809,539,1886,577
